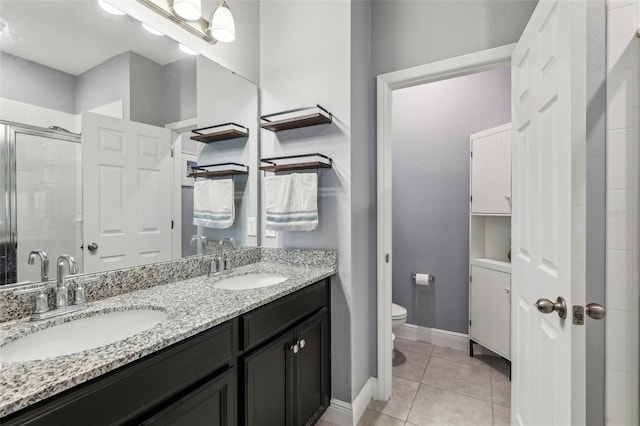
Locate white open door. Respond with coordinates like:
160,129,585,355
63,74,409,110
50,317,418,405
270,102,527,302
511,0,587,424
82,113,172,273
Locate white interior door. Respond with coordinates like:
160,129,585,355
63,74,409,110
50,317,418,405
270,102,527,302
511,0,586,424
82,113,172,273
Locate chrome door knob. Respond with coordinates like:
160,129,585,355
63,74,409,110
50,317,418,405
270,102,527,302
585,303,606,320
87,242,99,252
535,296,567,319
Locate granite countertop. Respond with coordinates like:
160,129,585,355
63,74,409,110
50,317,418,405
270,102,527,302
0,261,335,417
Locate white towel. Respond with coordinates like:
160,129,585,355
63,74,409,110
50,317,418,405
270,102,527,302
265,173,318,231
193,179,235,229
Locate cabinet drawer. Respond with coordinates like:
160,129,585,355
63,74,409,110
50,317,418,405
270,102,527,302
240,280,328,351
3,321,234,426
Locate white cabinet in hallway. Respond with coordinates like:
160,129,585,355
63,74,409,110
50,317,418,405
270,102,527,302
470,123,512,215
469,122,512,361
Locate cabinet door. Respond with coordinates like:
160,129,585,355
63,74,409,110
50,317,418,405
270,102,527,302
242,330,295,426
141,367,235,426
295,308,330,426
471,127,511,214
469,265,511,358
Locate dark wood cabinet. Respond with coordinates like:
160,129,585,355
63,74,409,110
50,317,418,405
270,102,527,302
142,367,235,426
2,278,331,426
242,307,330,426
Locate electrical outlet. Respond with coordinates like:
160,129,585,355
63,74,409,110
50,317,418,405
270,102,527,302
266,229,276,238
247,217,257,237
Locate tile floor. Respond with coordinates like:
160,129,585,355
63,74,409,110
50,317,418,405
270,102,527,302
319,338,511,426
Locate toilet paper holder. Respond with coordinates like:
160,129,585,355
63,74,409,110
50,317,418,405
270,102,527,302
412,273,434,284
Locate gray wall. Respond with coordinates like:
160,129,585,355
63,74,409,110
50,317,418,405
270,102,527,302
371,0,538,76
0,52,77,114
163,57,197,124
76,52,131,119
585,1,606,424
130,53,165,127
391,67,511,334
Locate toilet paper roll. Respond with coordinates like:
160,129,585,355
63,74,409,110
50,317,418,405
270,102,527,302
414,273,432,286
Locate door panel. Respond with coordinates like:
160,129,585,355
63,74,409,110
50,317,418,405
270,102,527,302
511,0,586,424
82,113,172,273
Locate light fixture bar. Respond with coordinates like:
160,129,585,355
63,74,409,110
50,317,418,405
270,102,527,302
136,0,216,44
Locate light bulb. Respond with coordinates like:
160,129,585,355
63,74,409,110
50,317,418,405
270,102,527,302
210,2,235,43
172,0,201,21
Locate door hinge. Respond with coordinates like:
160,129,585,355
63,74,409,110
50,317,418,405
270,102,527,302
171,220,174,229
470,151,473,158
170,147,174,158
385,253,390,263
469,320,472,326
470,195,473,202
469,275,472,282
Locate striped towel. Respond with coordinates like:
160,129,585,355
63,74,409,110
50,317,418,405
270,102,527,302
193,179,235,229
265,173,318,231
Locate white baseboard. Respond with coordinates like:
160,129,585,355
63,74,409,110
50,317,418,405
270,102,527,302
394,323,469,352
320,377,377,425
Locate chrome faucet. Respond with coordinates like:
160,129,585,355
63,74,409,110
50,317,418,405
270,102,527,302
56,254,78,308
190,235,207,254
16,254,86,321
210,237,237,276
28,250,49,281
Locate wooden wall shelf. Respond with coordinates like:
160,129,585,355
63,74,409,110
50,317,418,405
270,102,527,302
188,162,249,179
259,153,332,173
190,123,249,143
260,105,332,132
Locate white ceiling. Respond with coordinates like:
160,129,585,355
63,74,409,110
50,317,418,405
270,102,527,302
0,0,190,76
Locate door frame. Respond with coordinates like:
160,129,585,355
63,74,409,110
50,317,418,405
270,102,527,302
165,118,198,260
375,44,515,400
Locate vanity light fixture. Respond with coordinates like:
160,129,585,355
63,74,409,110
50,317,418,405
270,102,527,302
179,43,199,55
98,0,126,15
207,1,235,42
136,0,235,45
142,23,164,36
171,0,201,21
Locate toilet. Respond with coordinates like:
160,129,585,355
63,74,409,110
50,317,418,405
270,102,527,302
391,303,407,355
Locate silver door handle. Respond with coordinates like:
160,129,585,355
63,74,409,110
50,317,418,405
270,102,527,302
87,242,98,252
585,303,606,320
535,297,567,319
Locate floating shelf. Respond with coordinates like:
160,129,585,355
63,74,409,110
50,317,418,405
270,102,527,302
190,123,249,143
260,153,333,173
188,162,249,179
260,105,332,132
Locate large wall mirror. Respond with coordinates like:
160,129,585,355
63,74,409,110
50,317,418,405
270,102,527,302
0,0,259,286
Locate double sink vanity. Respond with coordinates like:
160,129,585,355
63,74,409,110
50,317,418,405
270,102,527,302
0,247,336,425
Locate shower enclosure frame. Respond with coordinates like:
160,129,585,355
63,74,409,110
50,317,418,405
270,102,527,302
0,120,81,286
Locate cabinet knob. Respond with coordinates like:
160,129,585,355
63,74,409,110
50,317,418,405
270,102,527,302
299,339,306,349
290,343,300,354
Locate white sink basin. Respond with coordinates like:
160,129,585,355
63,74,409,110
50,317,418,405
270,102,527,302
0,309,167,363
214,273,288,290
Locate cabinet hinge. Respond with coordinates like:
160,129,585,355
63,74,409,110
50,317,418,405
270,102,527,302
171,220,174,229
170,147,175,158
470,195,472,202
469,320,472,326
469,275,472,282
470,151,473,158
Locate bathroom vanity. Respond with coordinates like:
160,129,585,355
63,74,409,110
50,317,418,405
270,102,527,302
0,249,335,426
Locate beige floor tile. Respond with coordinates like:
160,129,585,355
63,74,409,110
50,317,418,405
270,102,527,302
491,368,511,408
422,356,492,401
393,350,429,382
316,420,339,426
493,403,511,426
394,338,434,356
431,345,492,370
407,384,493,426
357,409,406,426
368,377,420,421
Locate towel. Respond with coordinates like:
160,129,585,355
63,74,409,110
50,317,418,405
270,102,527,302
193,179,235,229
265,173,318,231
